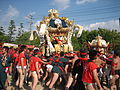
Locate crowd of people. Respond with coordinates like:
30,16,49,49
0,45,120,90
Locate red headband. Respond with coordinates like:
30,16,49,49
80,52,87,55
79,57,89,61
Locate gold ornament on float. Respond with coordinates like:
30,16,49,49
30,9,83,55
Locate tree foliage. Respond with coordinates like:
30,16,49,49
0,20,120,51
0,26,5,35
0,26,9,43
17,23,24,37
73,28,120,51
14,31,40,46
8,20,16,42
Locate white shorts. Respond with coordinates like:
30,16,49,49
83,82,95,86
16,65,27,69
31,71,37,74
46,64,53,72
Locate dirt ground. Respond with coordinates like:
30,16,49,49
8,82,44,90
7,75,112,90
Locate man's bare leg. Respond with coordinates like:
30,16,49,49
46,72,53,86
110,75,119,90
31,73,38,90
49,73,59,89
65,75,73,88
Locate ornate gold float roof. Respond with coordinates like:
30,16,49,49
88,35,109,47
36,9,74,36
48,9,58,14
95,35,102,39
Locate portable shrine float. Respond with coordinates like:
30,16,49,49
30,9,83,56
88,35,110,54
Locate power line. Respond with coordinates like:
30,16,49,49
75,15,119,23
61,1,120,14
28,1,120,20
30,3,120,21
34,9,120,21
65,9,120,18
61,5,120,15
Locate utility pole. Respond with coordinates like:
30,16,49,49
25,14,34,44
26,14,33,31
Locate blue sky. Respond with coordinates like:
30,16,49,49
0,0,120,31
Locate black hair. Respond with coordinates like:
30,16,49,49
28,48,34,52
3,46,9,49
60,52,64,57
10,46,13,49
79,48,88,52
89,50,99,60
114,50,120,57
33,49,39,55
3,46,9,52
19,45,27,53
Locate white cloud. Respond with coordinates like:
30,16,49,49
84,20,120,31
0,5,19,30
28,12,36,16
4,5,19,19
76,0,97,5
52,0,70,10
1,5,20,25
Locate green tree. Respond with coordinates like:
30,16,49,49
17,23,24,37
0,26,5,35
0,26,9,42
77,28,120,51
8,20,16,42
72,30,89,50
14,31,40,46
13,28,120,51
